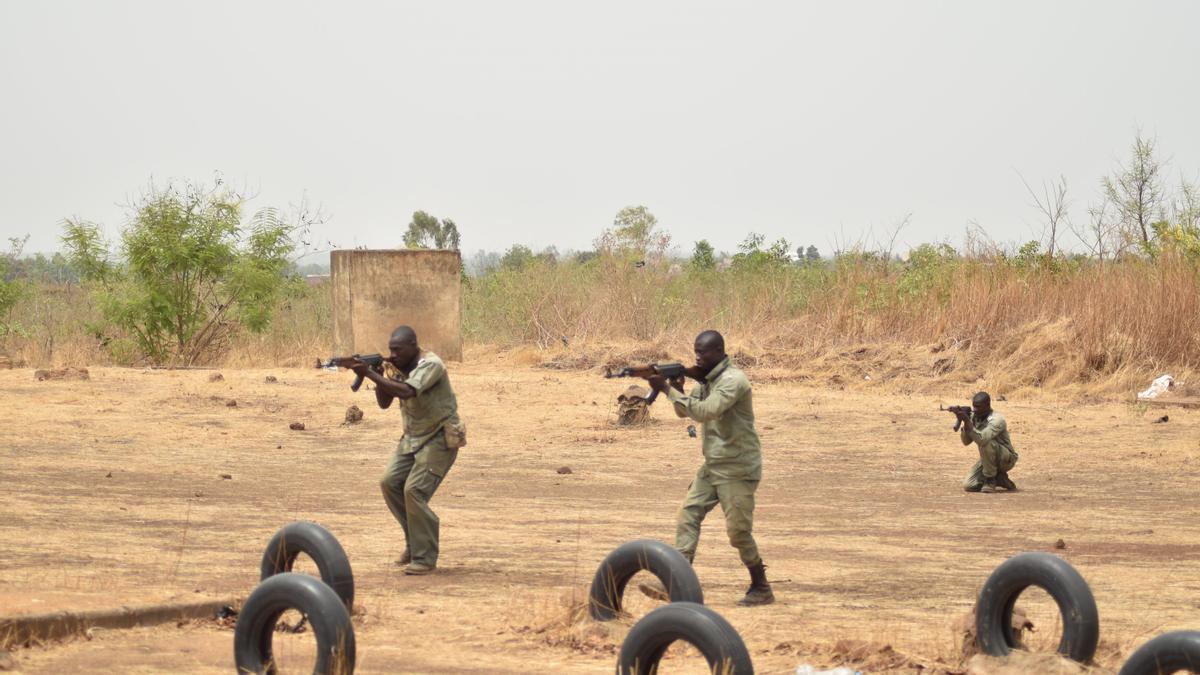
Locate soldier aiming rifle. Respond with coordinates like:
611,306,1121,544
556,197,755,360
944,392,1019,493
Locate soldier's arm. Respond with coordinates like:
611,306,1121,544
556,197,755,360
665,378,742,423
359,367,417,400
960,423,972,445
670,386,695,418
375,385,395,409
967,415,1006,444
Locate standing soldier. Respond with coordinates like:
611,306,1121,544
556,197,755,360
642,330,775,606
347,325,466,575
957,391,1018,493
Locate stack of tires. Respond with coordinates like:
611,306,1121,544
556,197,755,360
234,522,357,675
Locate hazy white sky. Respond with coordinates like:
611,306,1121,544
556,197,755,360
2,1,1198,258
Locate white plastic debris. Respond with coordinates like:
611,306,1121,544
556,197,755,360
1137,374,1175,400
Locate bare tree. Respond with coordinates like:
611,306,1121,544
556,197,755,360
1103,132,1166,251
1169,176,1200,231
1069,202,1120,262
881,213,911,263
1018,172,1069,259
828,213,909,264
962,219,1003,259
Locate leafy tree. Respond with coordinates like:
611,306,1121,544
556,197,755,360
805,245,821,261
403,211,461,250
1013,240,1045,271
0,236,29,336
690,240,716,270
62,179,307,365
731,232,791,270
1153,220,1200,259
500,244,535,270
897,243,957,300
595,205,670,260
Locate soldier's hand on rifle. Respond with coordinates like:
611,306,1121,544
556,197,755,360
346,358,373,377
669,375,686,392
647,375,670,393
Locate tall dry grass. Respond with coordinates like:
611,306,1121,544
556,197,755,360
5,253,1199,396
464,252,1200,395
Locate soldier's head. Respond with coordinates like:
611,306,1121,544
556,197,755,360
388,325,420,367
972,391,992,417
693,330,726,373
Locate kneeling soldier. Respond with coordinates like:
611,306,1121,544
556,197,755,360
958,391,1018,493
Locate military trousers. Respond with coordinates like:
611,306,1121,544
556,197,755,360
380,434,458,566
674,465,761,567
962,444,1018,491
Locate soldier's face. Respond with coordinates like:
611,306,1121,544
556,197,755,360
389,339,418,367
694,341,724,372
972,393,991,418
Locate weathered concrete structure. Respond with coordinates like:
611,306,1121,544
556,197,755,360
330,249,462,361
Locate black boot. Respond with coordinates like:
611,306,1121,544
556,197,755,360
996,471,1018,491
737,560,775,606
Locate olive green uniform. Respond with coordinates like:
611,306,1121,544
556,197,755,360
961,411,1018,491
664,357,763,566
379,351,464,567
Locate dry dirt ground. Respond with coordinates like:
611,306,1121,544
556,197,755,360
1,354,1199,674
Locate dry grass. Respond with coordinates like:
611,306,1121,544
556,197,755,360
463,253,1200,398
4,255,1200,402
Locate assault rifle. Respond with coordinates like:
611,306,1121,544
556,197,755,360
318,353,386,392
605,362,703,405
940,404,973,432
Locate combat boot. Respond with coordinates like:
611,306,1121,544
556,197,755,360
737,561,775,606
403,561,435,575
996,472,1018,492
980,477,998,493
395,549,412,566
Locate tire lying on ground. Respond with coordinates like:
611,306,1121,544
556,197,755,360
588,539,703,621
1117,630,1200,675
975,552,1099,663
261,521,354,610
616,601,753,675
234,572,356,675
